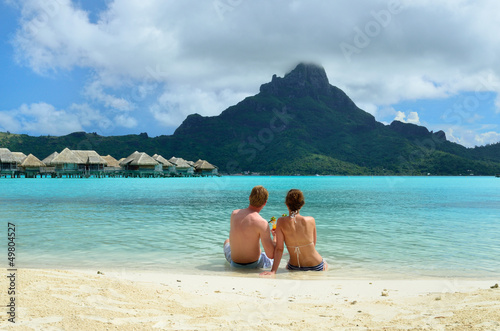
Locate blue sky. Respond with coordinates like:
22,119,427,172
1,0,500,147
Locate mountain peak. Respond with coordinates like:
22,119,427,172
389,120,447,141
284,62,329,86
260,62,331,97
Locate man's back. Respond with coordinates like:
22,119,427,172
223,185,274,269
229,208,267,264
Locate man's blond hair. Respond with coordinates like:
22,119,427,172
249,185,268,208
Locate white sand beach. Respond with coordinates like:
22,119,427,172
1,268,499,330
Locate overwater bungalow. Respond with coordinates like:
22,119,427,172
194,159,218,176
11,152,27,163
102,154,121,168
46,148,107,177
48,148,84,175
1,146,219,179
169,156,194,176
72,150,107,174
1,149,45,177
120,151,161,177
42,151,59,165
0,149,28,176
40,151,58,175
153,154,176,176
102,155,122,176
20,154,46,178
0,148,18,175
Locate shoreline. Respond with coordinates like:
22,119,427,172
2,268,499,330
15,260,500,281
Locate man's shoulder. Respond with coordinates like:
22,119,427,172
231,208,245,217
249,213,267,226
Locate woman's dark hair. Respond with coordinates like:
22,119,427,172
285,189,305,212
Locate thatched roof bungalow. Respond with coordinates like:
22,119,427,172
194,159,218,176
120,151,161,176
168,156,181,165
42,151,59,165
153,154,176,175
46,148,107,175
0,149,27,173
11,152,27,163
0,148,17,172
102,155,122,175
72,150,107,171
49,148,82,171
169,156,194,176
102,155,121,168
20,154,46,177
20,154,45,168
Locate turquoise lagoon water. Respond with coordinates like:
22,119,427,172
2,176,499,278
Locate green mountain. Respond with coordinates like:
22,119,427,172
2,63,500,175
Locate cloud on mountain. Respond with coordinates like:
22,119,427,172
5,0,500,146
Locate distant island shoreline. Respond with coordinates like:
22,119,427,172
0,146,219,179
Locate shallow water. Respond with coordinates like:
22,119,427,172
2,176,499,278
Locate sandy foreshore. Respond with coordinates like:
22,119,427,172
1,268,499,330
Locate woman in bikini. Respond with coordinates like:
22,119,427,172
260,189,327,276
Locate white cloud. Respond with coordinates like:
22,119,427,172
475,131,500,146
150,85,248,127
0,102,123,136
15,1,500,103
442,125,500,147
394,111,420,125
0,103,83,135
83,81,134,111
114,114,137,128
394,111,406,122
70,103,113,130
406,112,420,125
7,0,500,144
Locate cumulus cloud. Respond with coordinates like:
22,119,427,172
475,131,500,146
438,124,500,147
84,81,134,112
0,102,117,136
394,111,420,125
0,103,82,135
114,114,137,128
5,0,500,143
150,85,248,127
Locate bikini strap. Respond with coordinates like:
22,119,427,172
294,246,301,268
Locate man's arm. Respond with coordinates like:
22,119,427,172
259,220,276,259
260,221,284,276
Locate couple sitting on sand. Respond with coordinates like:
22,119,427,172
223,185,327,275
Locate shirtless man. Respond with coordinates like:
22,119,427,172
223,185,276,269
